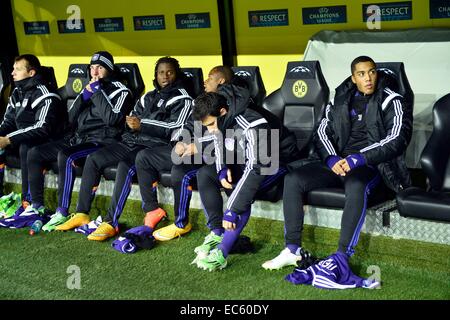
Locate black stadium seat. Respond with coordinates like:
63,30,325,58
306,62,415,209
263,61,330,154
115,63,145,104
57,64,90,109
40,66,58,93
181,67,204,98
396,93,450,222
232,66,266,108
1,62,15,168
0,62,11,119
253,61,329,202
376,62,414,112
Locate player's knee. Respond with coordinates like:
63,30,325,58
345,178,367,196
171,165,186,183
57,150,70,166
135,149,151,170
27,147,41,163
84,153,99,170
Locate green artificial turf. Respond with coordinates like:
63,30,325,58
0,184,449,300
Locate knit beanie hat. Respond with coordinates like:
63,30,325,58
90,51,114,72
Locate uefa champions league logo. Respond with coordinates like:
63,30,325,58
235,71,252,77
70,68,85,75
289,66,311,73
377,68,396,77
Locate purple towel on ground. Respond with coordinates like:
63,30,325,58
0,210,49,229
111,225,155,254
112,237,138,254
285,251,380,290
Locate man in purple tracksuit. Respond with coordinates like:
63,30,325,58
56,56,193,242
152,65,252,241
263,56,412,289
192,92,300,271
0,54,63,214
26,51,133,232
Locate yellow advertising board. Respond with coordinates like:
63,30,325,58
234,0,449,93
12,0,450,94
12,0,223,91
234,0,449,54
13,0,221,56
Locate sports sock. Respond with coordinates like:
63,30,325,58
287,244,301,255
212,228,224,236
55,207,69,217
218,210,250,258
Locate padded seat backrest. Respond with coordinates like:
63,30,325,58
57,64,90,107
262,61,329,152
115,63,145,104
231,66,266,107
0,62,11,118
420,93,450,192
0,62,8,92
376,62,414,112
40,66,58,93
181,68,204,98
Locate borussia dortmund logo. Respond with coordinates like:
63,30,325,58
292,80,308,98
72,78,83,93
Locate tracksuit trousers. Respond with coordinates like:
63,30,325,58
135,145,173,213
27,140,105,210
76,142,172,227
170,161,205,228
0,143,36,201
197,164,287,257
282,162,380,256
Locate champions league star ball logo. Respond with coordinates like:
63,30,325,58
235,71,252,77
183,72,194,78
70,68,85,75
377,68,396,77
289,66,311,73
